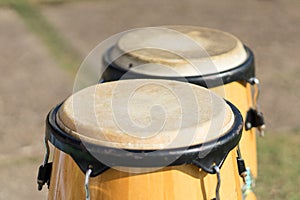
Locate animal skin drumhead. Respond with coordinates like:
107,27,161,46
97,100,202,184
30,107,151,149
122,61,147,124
57,79,234,150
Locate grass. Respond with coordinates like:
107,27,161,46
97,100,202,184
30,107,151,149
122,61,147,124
256,131,300,200
5,0,82,74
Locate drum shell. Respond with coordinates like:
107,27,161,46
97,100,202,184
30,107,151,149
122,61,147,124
49,147,242,200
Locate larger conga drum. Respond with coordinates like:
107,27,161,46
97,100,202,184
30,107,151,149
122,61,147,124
37,79,244,200
101,26,265,199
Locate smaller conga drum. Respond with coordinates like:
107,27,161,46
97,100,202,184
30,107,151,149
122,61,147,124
101,26,265,199
37,79,243,200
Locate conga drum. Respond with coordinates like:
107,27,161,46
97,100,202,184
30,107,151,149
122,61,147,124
37,79,244,200
101,26,265,199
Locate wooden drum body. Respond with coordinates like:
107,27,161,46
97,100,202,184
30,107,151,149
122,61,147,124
49,150,241,200
39,79,244,200
101,26,265,199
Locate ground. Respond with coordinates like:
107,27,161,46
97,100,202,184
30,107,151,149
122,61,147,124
0,0,299,199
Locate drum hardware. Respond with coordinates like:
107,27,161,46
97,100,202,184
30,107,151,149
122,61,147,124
37,162,52,191
236,146,255,200
85,167,93,200
236,146,247,183
245,78,265,136
37,137,52,191
241,168,255,200
212,165,221,200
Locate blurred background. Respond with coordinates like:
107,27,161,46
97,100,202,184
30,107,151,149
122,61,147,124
0,0,299,199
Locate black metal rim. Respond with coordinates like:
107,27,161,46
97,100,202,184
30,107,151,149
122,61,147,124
46,101,243,177
102,46,255,87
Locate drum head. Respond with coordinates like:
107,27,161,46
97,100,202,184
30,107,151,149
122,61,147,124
57,79,234,150
106,26,248,77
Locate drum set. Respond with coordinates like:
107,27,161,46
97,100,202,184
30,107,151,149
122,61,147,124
37,26,265,200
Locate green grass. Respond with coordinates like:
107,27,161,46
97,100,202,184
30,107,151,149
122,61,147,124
256,131,300,200
7,0,82,74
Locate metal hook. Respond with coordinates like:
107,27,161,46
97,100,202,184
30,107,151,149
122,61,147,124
43,137,50,166
85,167,93,200
213,165,221,200
236,145,242,158
249,77,260,110
248,77,265,136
